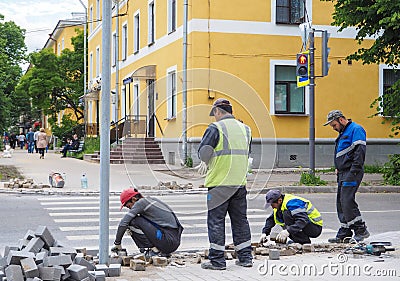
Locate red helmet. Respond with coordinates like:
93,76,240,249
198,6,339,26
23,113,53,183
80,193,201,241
120,188,140,210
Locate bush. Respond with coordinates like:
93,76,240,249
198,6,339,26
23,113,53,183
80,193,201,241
364,164,384,174
185,156,193,168
71,137,100,160
383,154,400,185
299,171,327,186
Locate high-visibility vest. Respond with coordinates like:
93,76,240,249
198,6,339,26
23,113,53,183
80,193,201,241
205,118,251,188
273,194,323,227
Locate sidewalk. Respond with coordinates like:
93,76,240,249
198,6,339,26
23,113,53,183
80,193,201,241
0,149,396,196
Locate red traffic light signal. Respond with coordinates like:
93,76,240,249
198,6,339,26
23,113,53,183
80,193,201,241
296,53,309,77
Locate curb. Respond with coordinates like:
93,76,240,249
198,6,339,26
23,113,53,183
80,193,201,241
0,185,398,197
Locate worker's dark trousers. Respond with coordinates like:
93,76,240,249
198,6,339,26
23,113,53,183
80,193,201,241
129,216,182,254
282,211,322,244
207,187,252,267
336,170,367,238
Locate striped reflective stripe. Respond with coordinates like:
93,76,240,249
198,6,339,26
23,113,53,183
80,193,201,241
129,226,144,235
216,121,248,156
313,216,323,222
215,149,249,156
336,140,366,158
341,223,349,228
291,208,307,215
234,240,252,251
346,216,362,227
210,243,225,251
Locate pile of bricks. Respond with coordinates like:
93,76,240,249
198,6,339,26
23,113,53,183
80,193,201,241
152,181,194,190
0,226,121,281
2,178,50,189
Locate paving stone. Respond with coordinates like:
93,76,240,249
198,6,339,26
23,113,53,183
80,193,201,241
95,264,109,276
109,256,123,265
53,265,65,275
0,257,6,268
35,226,55,248
49,247,77,260
24,237,45,254
44,254,72,267
5,264,24,281
93,270,106,281
121,256,132,266
20,257,40,278
130,259,146,271
4,246,19,257
52,266,62,281
19,238,30,250
67,264,89,280
26,278,43,281
38,266,57,281
302,244,315,253
7,250,35,265
279,248,296,256
0,270,5,279
108,263,121,277
74,256,96,271
35,252,48,264
133,253,145,261
151,256,168,266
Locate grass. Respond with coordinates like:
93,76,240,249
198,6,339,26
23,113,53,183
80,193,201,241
0,165,23,181
73,137,100,160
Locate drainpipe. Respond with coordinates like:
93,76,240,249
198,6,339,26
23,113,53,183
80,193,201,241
115,0,120,144
78,0,87,136
182,0,188,164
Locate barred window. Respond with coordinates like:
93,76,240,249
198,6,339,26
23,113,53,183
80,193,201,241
382,69,400,117
276,0,305,24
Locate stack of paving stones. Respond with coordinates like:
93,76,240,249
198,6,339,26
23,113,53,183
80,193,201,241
0,226,121,281
2,178,50,189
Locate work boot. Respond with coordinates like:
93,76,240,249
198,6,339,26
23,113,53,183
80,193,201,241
353,229,370,242
201,261,226,270
235,259,253,267
328,237,346,243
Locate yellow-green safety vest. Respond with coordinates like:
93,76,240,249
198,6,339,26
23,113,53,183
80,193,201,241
205,118,251,188
273,194,323,227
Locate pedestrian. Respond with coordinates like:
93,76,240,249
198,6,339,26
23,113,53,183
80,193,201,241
9,133,17,149
26,128,35,153
259,190,323,245
61,134,79,158
34,129,40,153
18,133,25,149
37,128,48,159
111,188,183,258
198,98,253,270
323,110,370,243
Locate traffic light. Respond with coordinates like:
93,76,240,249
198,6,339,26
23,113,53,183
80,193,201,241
296,52,309,77
322,30,331,76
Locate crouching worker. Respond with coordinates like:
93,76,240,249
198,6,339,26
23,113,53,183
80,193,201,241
259,190,323,245
111,188,183,257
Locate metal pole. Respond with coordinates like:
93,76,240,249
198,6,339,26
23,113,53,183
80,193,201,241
115,1,119,144
182,0,188,164
99,0,111,264
78,0,87,136
309,29,315,176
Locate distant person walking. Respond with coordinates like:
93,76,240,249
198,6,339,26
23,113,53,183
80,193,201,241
323,110,369,243
34,129,40,153
37,128,48,159
26,128,35,153
9,133,17,149
18,133,25,149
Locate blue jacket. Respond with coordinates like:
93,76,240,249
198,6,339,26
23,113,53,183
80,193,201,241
334,121,366,174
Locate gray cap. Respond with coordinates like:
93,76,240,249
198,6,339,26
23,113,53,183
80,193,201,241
323,110,344,126
264,189,282,208
209,98,232,116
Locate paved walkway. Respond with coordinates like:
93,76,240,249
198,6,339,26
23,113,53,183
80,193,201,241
0,149,392,196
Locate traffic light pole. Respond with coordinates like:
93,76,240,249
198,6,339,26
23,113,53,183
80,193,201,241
309,29,316,176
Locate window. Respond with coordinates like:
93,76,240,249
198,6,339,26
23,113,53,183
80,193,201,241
276,0,305,24
148,1,155,44
121,87,126,118
382,69,400,116
167,69,177,119
61,38,65,51
89,53,93,80
122,24,128,60
112,33,116,66
134,84,140,119
167,0,176,33
274,65,304,114
134,13,140,53
96,0,100,24
96,47,100,78
89,6,93,32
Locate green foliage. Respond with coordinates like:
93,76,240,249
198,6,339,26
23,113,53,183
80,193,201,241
0,14,27,132
185,157,193,168
71,137,99,159
49,114,80,140
299,171,327,186
382,154,400,185
364,164,384,174
316,167,335,173
324,0,400,136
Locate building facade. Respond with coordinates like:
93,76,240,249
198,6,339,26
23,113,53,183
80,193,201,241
86,0,399,168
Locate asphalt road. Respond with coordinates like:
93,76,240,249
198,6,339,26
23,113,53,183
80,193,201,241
1,192,399,254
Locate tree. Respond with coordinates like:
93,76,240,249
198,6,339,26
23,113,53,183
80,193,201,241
0,14,27,133
326,0,400,136
16,29,84,135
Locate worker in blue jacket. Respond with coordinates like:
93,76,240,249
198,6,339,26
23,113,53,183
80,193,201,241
323,110,369,243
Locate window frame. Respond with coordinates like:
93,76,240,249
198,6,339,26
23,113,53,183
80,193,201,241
133,83,140,119
276,0,306,25
379,64,400,117
167,0,177,34
166,66,177,119
270,60,309,116
95,46,100,78
121,23,128,61
148,0,155,45
112,32,117,67
134,11,140,54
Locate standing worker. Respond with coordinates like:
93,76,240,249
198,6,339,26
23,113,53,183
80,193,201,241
198,98,253,270
259,190,323,245
111,188,183,258
323,110,370,243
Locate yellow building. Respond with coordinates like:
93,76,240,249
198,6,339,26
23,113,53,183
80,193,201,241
86,0,399,168
43,16,85,133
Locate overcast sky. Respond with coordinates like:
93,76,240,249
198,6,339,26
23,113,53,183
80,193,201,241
0,0,86,53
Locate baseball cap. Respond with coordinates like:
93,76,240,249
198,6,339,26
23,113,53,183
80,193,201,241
264,189,282,208
323,110,344,126
209,98,232,116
